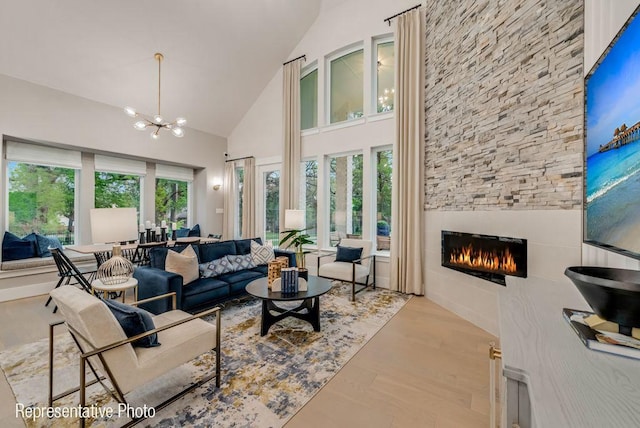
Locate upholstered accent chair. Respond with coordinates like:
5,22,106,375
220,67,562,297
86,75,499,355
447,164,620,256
48,286,221,427
317,238,376,301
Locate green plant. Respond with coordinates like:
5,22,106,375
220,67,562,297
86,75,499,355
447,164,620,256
279,228,314,268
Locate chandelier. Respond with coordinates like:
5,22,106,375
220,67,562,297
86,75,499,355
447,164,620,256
124,53,186,139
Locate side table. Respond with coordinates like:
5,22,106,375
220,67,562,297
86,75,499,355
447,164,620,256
91,277,138,303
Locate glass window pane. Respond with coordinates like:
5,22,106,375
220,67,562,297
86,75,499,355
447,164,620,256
330,49,364,123
376,150,393,251
329,154,363,246
155,178,188,228
301,69,318,130
377,42,394,113
8,162,76,244
301,160,318,244
264,170,280,246
95,172,141,215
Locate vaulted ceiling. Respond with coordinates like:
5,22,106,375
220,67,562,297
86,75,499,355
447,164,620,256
0,0,324,137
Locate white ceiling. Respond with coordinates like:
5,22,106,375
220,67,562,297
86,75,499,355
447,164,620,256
0,0,323,137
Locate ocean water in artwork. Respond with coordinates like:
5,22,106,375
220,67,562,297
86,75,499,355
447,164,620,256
586,142,640,253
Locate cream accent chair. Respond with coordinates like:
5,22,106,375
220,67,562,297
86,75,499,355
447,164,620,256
317,238,376,301
48,286,221,428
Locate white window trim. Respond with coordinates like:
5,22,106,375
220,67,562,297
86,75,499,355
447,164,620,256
300,157,319,250
325,42,365,126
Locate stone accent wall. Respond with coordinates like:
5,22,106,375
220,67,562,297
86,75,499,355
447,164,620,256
424,0,584,210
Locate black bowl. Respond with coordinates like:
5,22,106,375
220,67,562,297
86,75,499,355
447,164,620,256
565,266,640,329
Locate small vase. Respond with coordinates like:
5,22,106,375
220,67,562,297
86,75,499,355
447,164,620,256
295,249,305,269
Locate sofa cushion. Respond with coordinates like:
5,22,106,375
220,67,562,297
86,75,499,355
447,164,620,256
199,256,235,278
217,269,263,285
335,245,363,264
227,254,257,271
103,299,160,348
250,240,275,265
199,241,237,264
165,245,199,285
2,231,36,261
181,278,230,310
175,228,190,238
234,238,262,255
251,265,268,275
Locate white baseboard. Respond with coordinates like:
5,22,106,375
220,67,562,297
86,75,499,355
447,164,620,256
0,281,52,302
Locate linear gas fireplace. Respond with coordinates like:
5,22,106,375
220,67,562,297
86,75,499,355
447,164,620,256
441,230,527,286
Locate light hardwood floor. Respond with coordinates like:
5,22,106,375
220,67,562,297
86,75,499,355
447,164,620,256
0,291,497,428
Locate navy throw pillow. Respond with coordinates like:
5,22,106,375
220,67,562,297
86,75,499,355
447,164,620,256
103,299,160,348
175,228,190,238
24,233,63,258
188,224,201,237
2,231,36,261
335,245,363,264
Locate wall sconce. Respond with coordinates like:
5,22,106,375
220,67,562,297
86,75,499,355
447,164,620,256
212,180,222,191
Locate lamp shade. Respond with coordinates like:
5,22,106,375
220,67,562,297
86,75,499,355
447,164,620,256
284,209,305,230
90,208,138,244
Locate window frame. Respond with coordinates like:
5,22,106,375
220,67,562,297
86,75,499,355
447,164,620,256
300,62,319,131
372,145,393,253
300,157,319,248
372,35,395,116
325,43,365,126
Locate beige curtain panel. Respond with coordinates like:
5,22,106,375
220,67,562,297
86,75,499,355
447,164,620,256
390,7,425,296
241,157,256,239
222,161,236,240
280,58,302,232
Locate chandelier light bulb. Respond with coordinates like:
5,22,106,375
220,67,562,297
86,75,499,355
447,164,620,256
151,131,159,140
124,106,137,117
172,127,184,137
134,121,147,130
153,115,163,124
176,117,187,126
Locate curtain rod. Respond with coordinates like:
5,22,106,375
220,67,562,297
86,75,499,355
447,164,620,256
384,4,421,26
283,54,306,66
225,155,254,163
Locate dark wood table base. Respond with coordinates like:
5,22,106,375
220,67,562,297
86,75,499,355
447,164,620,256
261,296,321,336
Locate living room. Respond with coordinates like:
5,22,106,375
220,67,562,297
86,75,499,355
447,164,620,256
1,0,640,427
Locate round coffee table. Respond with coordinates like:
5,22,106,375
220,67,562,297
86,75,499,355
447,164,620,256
246,276,332,336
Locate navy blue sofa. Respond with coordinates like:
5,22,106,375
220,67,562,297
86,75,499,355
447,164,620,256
133,238,295,314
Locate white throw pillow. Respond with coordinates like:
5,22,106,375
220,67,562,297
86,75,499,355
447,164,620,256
250,240,275,265
165,245,199,285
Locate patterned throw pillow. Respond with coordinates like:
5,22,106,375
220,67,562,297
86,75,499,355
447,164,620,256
250,240,275,265
228,254,257,271
200,256,235,278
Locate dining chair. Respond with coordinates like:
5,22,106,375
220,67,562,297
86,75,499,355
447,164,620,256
45,248,96,313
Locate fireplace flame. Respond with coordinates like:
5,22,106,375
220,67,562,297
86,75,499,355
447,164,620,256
449,244,517,274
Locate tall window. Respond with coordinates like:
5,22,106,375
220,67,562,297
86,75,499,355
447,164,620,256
330,49,364,123
375,149,393,251
236,166,244,238
95,172,141,212
301,68,318,130
155,164,193,229
155,179,188,228
301,160,318,244
376,41,394,112
7,162,76,244
264,170,280,246
329,154,363,246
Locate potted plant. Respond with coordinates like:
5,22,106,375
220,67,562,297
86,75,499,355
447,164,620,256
279,228,313,269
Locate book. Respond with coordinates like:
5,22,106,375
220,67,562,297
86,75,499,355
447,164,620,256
562,308,640,360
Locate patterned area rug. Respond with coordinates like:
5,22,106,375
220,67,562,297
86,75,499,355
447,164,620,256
1,284,410,427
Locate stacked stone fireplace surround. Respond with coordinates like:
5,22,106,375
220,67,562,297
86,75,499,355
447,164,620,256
423,0,584,335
